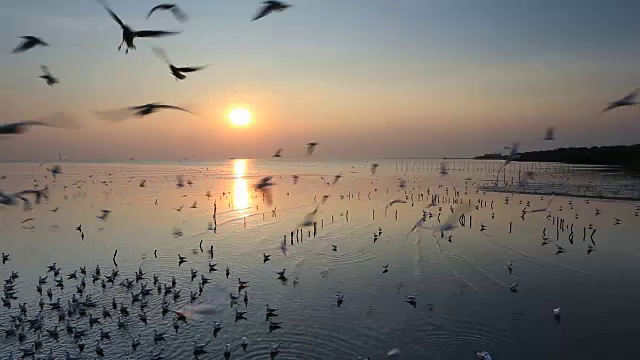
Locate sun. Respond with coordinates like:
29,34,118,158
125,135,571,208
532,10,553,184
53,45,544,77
228,108,252,127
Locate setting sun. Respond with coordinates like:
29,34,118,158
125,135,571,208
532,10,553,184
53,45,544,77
228,108,252,127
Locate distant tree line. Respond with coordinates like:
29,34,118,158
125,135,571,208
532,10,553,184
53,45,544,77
474,144,640,169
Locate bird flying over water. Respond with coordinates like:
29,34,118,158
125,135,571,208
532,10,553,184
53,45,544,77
252,1,291,21
306,142,318,155
256,176,275,206
39,66,58,86
0,113,77,135
602,88,638,112
528,195,554,213
151,47,207,81
146,4,188,23
98,0,181,54
12,36,48,54
273,148,283,158
95,103,196,121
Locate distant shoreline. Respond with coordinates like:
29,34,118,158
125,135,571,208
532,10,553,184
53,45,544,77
474,144,640,170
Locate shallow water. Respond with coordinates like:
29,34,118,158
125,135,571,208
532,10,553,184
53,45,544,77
0,160,639,359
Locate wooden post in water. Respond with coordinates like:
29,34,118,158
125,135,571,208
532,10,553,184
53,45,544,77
509,221,512,233
372,209,375,221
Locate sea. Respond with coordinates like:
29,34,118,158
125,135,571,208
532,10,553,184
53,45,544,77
0,159,638,359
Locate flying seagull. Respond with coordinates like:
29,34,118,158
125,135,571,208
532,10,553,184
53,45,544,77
252,1,292,21
0,113,77,135
98,0,181,54
306,142,318,155
151,47,207,80
255,176,275,206
39,66,59,86
146,4,188,23
95,103,196,121
602,89,638,112
12,36,48,54
272,148,283,158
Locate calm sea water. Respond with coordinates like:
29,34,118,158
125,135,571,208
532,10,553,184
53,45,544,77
0,160,639,359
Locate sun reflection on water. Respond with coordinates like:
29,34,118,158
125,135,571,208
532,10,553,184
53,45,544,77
232,159,251,210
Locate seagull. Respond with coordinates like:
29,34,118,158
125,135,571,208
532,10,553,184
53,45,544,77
252,1,292,21
292,175,299,184
96,103,196,121
543,126,555,140
273,148,283,158
370,163,379,175
12,36,48,54
151,47,207,81
382,264,389,273
529,194,554,213
603,88,639,112
385,199,407,212
256,176,275,206
97,209,111,221
331,244,337,251
270,343,281,355
146,3,188,22
0,118,66,135
98,0,181,54
263,253,271,263
510,282,519,293
275,269,286,278
299,206,319,227
306,142,318,155
39,66,59,86
475,350,492,360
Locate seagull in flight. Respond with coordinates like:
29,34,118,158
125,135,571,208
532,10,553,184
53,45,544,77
146,4,188,23
306,142,318,155
528,194,554,214
96,103,196,121
97,209,112,221
0,113,76,135
98,0,181,54
602,88,638,112
151,47,207,81
252,1,292,21
39,66,59,86
272,148,283,158
12,36,48,54
255,176,275,206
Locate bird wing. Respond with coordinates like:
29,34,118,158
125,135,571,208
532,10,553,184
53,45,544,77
622,88,638,102
252,4,274,21
175,65,207,73
155,104,196,115
170,6,189,23
134,30,181,38
98,1,126,28
146,4,172,19
442,204,473,227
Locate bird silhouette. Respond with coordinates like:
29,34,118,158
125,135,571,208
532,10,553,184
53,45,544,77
151,47,207,80
12,36,48,54
146,3,188,23
39,66,59,86
98,0,181,54
253,1,292,21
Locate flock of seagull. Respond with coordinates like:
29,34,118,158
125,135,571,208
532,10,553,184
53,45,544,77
2,1,639,359
1,155,636,359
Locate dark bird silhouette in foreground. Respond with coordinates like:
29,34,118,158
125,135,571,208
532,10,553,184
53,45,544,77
146,3,188,23
0,113,77,135
98,0,181,54
151,47,207,80
253,1,291,21
95,103,196,121
272,148,283,158
39,66,59,86
602,88,638,112
12,36,48,54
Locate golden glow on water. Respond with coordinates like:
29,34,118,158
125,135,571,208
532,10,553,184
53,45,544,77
232,159,251,210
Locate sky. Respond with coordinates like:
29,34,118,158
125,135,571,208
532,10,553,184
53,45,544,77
1,0,640,161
